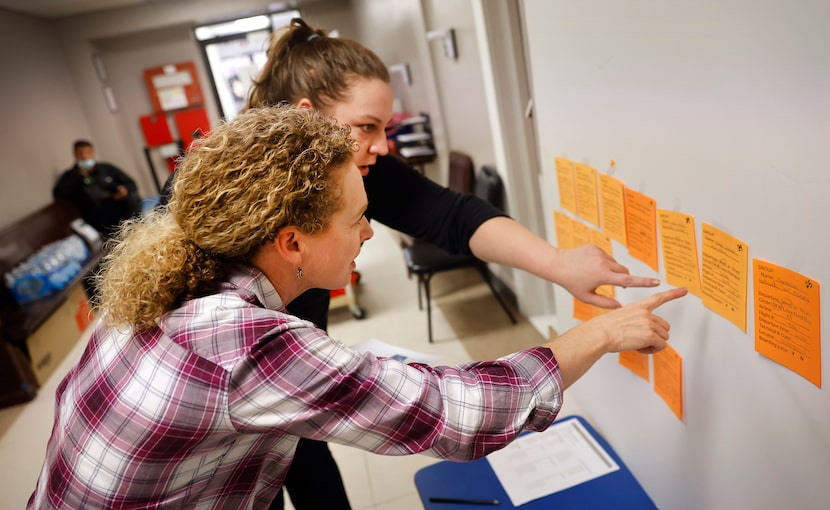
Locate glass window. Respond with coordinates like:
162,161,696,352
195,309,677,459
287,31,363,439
195,10,299,120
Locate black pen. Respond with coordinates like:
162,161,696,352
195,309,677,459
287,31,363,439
429,496,500,505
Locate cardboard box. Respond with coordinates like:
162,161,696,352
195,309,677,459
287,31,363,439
25,283,92,386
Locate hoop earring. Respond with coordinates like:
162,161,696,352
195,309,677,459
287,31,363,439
296,267,303,280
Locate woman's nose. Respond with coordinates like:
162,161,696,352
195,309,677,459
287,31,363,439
369,132,389,156
362,220,374,241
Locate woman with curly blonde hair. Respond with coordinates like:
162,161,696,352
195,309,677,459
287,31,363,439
95,104,357,331
30,104,372,508
30,105,685,509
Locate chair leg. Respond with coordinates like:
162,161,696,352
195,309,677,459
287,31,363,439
476,266,517,324
423,273,434,343
416,273,423,310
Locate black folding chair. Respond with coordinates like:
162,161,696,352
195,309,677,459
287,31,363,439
402,165,517,342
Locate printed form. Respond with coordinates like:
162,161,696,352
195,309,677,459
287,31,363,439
486,419,619,506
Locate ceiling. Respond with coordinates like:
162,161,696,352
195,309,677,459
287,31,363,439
0,0,170,19
0,0,311,20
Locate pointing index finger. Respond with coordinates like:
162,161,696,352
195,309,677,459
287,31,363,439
611,273,661,289
643,287,688,311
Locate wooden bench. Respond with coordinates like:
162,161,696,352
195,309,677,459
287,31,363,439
0,201,103,408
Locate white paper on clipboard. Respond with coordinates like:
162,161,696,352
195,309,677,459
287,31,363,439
486,418,620,506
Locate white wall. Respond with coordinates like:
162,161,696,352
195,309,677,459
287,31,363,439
523,1,829,509
350,1,499,188
350,0,541,304
94,25,207,195
0,10,92,229
1,0,537,311
0,0,356,227
471,0,553,317
350,0,447,183
420,0,494,167
53,0,356,199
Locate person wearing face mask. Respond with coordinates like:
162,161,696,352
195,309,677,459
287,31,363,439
53,139,143,239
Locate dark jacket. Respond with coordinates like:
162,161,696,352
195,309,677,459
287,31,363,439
53,162,142,238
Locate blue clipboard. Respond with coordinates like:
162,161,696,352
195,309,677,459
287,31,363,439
414,415,657,509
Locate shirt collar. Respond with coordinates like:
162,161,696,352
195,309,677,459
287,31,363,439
227,265,285,311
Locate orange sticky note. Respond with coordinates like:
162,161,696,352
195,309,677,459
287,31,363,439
590,228,615,300
701,223,748,332
653,345,683,420
571,220,591,248
753,260,821,387
571,228,611,322
572,296,611,321
574,162,600,227
572,297,594,322
624,188,659,272
554,157,578,215
590,228,613,256
553,210,575,250
657,209,703,297
572,229,615,322
599,173,627,246
619,351,649,381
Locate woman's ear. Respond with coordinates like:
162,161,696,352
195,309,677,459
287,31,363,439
273,227,304,265
296,97,315,109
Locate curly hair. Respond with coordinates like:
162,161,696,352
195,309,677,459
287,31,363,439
95,105,356,330
248,18,390,110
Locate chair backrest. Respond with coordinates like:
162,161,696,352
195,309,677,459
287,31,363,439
474,165,505,210
448,151,474,194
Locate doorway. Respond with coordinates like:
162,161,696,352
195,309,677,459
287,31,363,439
195,10,299,120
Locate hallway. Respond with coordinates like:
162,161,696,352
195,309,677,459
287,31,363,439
0,223,574,509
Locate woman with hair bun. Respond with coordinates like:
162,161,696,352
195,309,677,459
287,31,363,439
29,104,685,509
247,18,668,510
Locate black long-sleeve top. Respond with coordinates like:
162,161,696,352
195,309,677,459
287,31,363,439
160,154,505,255
364,154,505,255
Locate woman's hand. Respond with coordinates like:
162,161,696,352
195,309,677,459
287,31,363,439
113,185,129,200
554,244,660,309
546,287,688,389
592,287,688,354
467,218,659,309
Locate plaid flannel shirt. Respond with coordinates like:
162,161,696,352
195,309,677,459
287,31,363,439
30,265,563,509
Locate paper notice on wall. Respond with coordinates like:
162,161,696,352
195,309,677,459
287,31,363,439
753,260,821,387
657,209,703,297
158,86,188,110
573,297,597,322
619,350,650,381
599,173,627,246
700,223,748,332
553,210,575,250
653,344,683,420
554,157,578,215
574,162,600,227
624,188,659,272
590,227,615,300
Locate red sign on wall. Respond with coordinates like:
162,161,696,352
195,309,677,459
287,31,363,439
143,61,205,113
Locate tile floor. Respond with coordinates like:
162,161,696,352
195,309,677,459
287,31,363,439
0,224,582,509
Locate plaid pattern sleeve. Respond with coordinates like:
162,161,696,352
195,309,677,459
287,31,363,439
29,266,563,509
230,335,562,462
